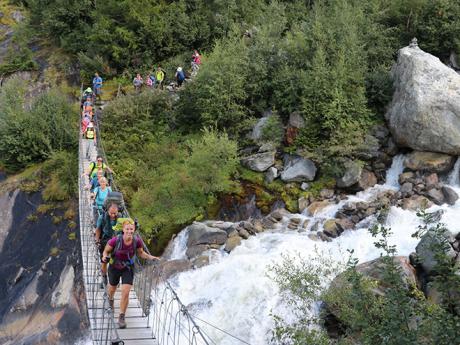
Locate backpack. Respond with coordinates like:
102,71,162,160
110,233,142,268
103,191,125,212
86,127,95,139
89,161,106,177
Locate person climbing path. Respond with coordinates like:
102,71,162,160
93,72,103,102
102,218,159,328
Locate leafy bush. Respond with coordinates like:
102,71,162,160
260,113,284,144
0,78,77,171
42,151,78,201
270,215,460,345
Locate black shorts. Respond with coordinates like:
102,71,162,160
108,265,134,286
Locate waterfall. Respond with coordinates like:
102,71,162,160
164,154,459,345
384,154,405,188
447,157,460,187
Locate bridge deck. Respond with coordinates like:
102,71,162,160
79,138,157,345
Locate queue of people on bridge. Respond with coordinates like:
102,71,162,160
81,90,159,329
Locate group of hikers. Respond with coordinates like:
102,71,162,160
132,49,201,92
81,91,159,329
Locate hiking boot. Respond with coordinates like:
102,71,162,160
108,298,114,310
118,313,126,329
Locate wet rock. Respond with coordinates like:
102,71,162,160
290,217,301,225
317,231,332,242
424,173,439,188
403,151,455,173
301,219,310,229
323,219,342,238
225,236,242,252
241,151,275,172
158,259,193,280
401,195,433,211
399,172,415,185
252,219,265,233
298,197,309,213
384,137,399,156
307,200,332,216
386,45,460,155
186,244,209,259
187,223,228,247
357,170,378,191
415,231,457,275
237,227,250,239
192,256,210,268
281,155,317,182
50,265,75,308
336,218,354,231
426,188,445,205
264,167,278,183
336,160,362,188
441,186,459,205
400,182,413,194
307,233,319,241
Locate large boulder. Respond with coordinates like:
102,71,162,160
250,116,270,142
386,45,460,155
337,161,377,191
280,155,317,182
401,195,433,211
415,230,457,275
241,151,275,172
336,160,362,188
441,186,459,205
186,223,228,247
403,151,455,173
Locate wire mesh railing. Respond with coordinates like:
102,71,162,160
79,91,211,345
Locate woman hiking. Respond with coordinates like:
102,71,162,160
102,218,159,328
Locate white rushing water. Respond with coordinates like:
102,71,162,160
166,155,460,345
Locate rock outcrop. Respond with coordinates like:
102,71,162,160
386,45,460,155
280,155,317,182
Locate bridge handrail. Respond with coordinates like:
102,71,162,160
85,94,210,345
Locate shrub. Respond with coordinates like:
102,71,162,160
0,79,77,171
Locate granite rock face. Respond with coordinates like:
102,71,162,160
386,45,460,154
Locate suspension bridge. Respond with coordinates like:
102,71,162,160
77,105,211,345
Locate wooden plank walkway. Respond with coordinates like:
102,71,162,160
78,137,157,345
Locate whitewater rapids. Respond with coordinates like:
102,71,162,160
165,155,460,345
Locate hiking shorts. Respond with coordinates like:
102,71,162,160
95,88,102,95
108,265,134,286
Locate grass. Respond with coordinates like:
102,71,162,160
36,203,55,214
50,247,60,256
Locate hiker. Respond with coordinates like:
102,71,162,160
191,49,201,73
82,96,92,111
85,121,96,143
133,74,143,93
93,72,103,101
146,73,154,88
175,67,185,87
82,103,93,117
102,218,159,328
155,66,164,90
88,169,104,192
85,156,113,181
91,176,112,220
83,87,93,103
81,114,91,134
95,203,120,286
